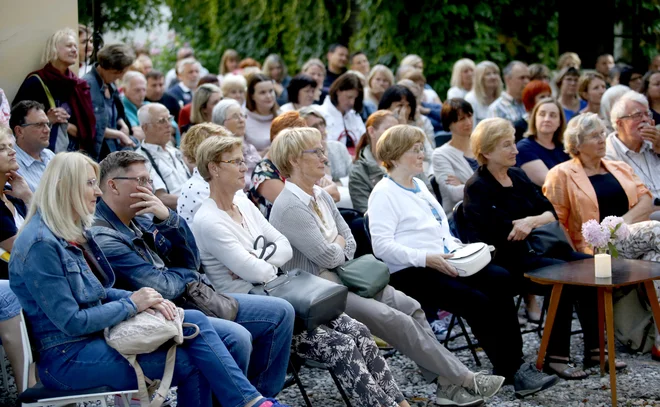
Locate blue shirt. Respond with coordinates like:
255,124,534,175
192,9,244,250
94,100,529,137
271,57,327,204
515,138,570,170
563,100,588,122
14,144,55,192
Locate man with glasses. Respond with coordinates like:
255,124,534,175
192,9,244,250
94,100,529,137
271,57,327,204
606,90,660,216
136,103,191,209
9,101,55,192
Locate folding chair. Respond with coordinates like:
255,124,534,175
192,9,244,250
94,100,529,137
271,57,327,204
17,311,137,407
0,344,8,391
286,354,353,407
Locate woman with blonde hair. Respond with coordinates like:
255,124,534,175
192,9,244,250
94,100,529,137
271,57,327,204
262,54,291,106
13,27,96,154
9,152,290,407
447,59,476,100
399,54,441,104
219,49,240,76
464,61,502,127
578,73,607,116
192,134,409,407
302,58,328,103
364,65,395,106
221,74,248,107
183,84,223,134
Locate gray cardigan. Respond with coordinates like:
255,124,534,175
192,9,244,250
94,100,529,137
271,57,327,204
269,187,357,275
431,143,476,213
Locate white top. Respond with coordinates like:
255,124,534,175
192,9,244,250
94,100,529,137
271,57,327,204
192,195,293,293
605,132,660,198
447,86,468,100
284,181,338,243
464,90,490,127
245,110,274,152
423,87,441,104
368,176,461,273
319,96,366,146
177,167,247,227
431,143,476,213
137,142,191,195
279,102,296,112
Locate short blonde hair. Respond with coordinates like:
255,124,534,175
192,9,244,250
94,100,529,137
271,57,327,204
473,61,503,105
450,58,476,89
180,122,232,164
367,65,395,89
42,27,77,65
269,127,322,178
302,58,325,74
563,113,605,158
190,84,222,124
22,152,99,243
400,54,423,69
557,52,581,71
221,74,247,95
196,136,243,182
375,125,427,171
471,118,515,165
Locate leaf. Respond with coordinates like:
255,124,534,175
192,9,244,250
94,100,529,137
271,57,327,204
608,242,619,259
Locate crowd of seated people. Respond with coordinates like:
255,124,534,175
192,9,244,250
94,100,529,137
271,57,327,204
4,24,660,407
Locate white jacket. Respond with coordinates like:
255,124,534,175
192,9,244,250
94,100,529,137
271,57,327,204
319,96,366,146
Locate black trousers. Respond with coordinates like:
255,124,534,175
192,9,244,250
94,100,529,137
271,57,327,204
389,263,524,380
497,251,599,358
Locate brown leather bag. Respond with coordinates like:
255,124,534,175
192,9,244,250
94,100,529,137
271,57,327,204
181,281,239,321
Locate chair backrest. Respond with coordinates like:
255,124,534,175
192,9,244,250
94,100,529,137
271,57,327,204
452,200,466,242
363,212,371,245
19,311,33,394
429,175,442,203
434,131,452,148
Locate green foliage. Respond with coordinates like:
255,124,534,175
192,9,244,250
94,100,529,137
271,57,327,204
78,0,166,33
615,0,660,63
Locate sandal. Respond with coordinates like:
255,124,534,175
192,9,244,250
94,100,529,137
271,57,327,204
543,356,588,380
583,349,627,371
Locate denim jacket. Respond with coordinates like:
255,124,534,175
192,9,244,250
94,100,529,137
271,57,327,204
8,211,137,352
90,199,203,301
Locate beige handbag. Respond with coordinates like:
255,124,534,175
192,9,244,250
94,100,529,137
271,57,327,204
105,307,200,407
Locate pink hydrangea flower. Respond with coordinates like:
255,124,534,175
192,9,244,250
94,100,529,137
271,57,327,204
601,216,630,241
581,219,609,248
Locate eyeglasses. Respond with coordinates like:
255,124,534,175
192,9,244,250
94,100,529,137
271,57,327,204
0,145,15,153
406,146,425,155
151,116,175,125
86,178,99,187
20,122,52,130
218,159,247,167
585,130,608,141
112,176,154,187
619,110,652,121
226,113,247,121
302,148,327,159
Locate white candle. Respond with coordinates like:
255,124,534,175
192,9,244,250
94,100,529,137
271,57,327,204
595,253,612,278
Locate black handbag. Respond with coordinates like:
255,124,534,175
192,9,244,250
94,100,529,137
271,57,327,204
248,235,348,331
525,221,574,257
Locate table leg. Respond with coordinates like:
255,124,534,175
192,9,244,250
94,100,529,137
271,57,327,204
536,283,563,370
597,288,605,376
643,281,660,336
603,288,617,407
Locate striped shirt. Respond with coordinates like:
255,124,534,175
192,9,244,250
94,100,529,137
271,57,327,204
14,144,55,192
487,91,527,124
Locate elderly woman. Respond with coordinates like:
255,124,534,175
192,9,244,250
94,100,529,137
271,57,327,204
245,74,279,154
431,99,477,214
191,136,409,407
364,65,395,107
8,152,290,407
447,59,476,100
301,58,327,104
522,80,552,114
221,74,247,107
280,74,317,112
349,111,400,214
13,27,96,155
269,127,506,406
319,72,366,154
180,84,222,134
464,118,618,378
465,61,503,127
516,98,570,186
556,67,587,122
177,123,234,225
213,98,261,189
249,112,340,218
262,54,291,107
578,73,607,116
544,113,660,260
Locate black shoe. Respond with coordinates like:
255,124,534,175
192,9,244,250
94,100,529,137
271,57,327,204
514,362,559,398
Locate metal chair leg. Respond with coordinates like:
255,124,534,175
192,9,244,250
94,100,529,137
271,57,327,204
457,316,481,366
442,314,457,348
329,369,353,407
289,360,313,407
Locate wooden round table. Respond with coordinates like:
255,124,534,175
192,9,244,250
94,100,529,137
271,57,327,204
525,258,660,407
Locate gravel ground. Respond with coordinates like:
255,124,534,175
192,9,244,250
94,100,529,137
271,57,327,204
1,318,660,407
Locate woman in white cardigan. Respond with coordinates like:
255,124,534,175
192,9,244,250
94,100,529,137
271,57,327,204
432,99,478,214
368,124,559,398
190,135,409,407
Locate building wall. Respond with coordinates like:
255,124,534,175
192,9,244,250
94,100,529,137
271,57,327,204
0,0,78,104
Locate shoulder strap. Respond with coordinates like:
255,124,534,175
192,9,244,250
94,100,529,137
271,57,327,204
124,345,176,407
29,74,55,109
142,148,170,193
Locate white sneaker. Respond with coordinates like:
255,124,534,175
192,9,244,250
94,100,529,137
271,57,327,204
435,384,484,406
471,372,505,399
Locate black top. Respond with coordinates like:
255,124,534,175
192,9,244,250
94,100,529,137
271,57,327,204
463,166,557,259
0,191,27,279
323,67,347,92
589,173,629,221
516,138,571,170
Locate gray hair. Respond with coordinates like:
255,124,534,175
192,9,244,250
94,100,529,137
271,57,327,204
177,57,201,74
503,61,526,78
610,90,650,132
563,113,605,157
137,103,168,125
600,85,630,129
298,105,326,122
122,71,146,90
221,74,247,93
212,98,241,125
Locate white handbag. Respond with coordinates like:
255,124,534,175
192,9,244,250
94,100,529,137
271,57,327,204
105,307,199,407
445,243,492,277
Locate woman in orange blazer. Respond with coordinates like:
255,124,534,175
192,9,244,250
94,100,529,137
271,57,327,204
543,112,658,258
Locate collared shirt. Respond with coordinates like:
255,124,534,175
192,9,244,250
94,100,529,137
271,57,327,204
137,142,190,195
284,181,338,243
487,91,527,124
605,132,660,198
14,144,55,192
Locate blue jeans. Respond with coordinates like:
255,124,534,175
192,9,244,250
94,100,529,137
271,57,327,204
210,294,294,397
0,280,20,321
38,310,261,407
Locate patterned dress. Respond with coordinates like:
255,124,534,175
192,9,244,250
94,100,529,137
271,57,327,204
249,158,284,219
